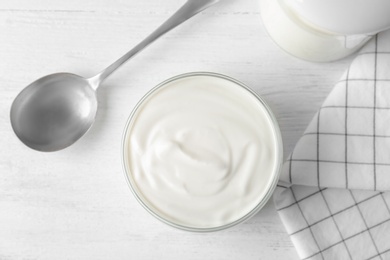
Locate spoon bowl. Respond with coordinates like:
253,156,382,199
10,73,97,152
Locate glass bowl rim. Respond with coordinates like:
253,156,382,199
121,71,284,232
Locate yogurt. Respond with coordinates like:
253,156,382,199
122,73,282,231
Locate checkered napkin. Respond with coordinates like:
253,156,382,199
274,30,390,260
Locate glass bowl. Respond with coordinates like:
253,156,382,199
122,72,283,232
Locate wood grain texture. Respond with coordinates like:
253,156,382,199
0,0,355,259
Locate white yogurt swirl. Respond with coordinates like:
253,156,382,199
123,74,280,229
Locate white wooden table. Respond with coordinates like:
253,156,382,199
0,0,355,259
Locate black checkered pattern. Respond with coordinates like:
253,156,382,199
274,31,390,260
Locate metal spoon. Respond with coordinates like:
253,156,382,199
10,0,220,152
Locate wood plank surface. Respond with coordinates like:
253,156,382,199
0,0,355,259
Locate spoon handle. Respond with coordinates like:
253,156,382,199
89,0,220,88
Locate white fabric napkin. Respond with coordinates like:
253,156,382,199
274,30,390,260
